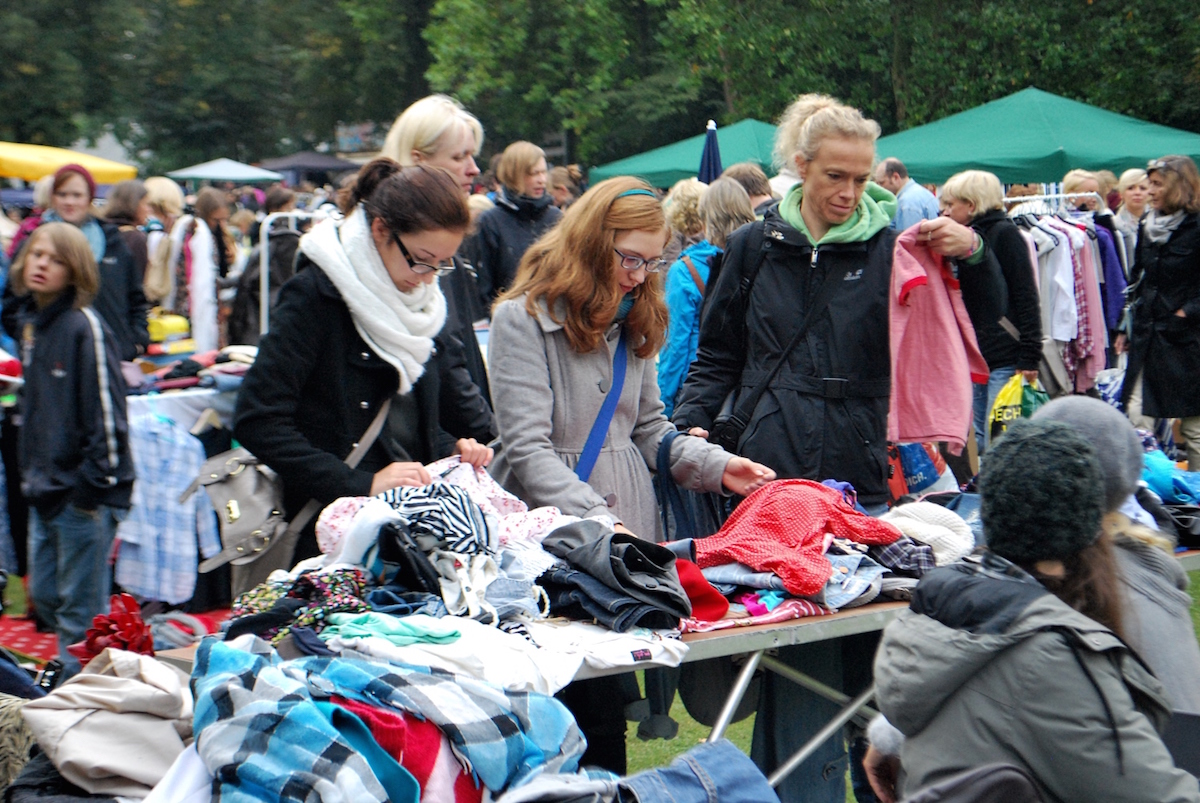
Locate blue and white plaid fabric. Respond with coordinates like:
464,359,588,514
193,637,585,800
115,412,220,604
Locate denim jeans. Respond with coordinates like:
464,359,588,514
622,737,780,803
28,504,121,677
972,366,1016,455
542,566,677,632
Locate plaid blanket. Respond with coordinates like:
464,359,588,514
192,637,584,799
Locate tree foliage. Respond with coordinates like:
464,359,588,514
2,0,1199,171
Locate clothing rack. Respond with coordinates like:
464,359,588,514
1003,192,1103,212
257,210,336,336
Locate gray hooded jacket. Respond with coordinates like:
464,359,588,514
875,553,1200,803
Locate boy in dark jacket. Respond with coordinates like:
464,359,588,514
5,223,134,677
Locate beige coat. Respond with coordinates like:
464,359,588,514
21,649,192,797
488,296,730,541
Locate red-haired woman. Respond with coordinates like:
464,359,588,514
487,175,775,773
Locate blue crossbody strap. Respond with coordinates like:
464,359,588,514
575,327,628,483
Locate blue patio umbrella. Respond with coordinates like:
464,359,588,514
697,120,723,183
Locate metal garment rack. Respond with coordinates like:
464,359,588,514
257,210,336,336
1002,191,1103,212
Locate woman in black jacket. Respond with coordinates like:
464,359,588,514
939,170,1042,453
1119,155,1200,468
233,160,496,579
473,141,562,312
671,94,981,803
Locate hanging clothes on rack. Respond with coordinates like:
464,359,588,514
1007,193,1110,394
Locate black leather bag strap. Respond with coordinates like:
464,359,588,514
714,248,846,451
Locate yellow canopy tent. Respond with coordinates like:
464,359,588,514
0,142,137,183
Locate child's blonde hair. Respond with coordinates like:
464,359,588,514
11,223,99,308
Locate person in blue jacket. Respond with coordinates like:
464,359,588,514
658,177,755,416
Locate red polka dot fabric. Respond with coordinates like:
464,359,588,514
695,479,902,596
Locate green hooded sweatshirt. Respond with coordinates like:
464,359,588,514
779,182,897,246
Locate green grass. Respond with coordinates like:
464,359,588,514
624,675,756,774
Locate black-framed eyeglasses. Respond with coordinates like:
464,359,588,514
614,248,669,274
392,232,455,276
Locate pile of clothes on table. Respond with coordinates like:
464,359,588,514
0,451,789,802
680,479,977,633
125,345,257,395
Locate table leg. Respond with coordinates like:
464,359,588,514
759,654,879,727
706,649,763,742
766,684,876,788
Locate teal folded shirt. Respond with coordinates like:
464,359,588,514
322,611,462,646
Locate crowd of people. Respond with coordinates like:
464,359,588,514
0,87,1198,803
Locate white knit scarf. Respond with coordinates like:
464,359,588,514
300,207,446,393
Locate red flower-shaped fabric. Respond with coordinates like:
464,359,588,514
66,593,154,666
695,479,901,596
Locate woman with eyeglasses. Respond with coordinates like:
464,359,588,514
487,176,775,774
233,159,496,578
1118,155,1200,469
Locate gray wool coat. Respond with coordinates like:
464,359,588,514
487,295,732,541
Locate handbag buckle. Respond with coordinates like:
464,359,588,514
235,530,272,554
226,500,241,523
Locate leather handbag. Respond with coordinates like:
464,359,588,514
183,398,392,574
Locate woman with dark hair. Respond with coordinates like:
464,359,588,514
102,179,151,279
473,141,562,310
1119,155,1200,468
233,160,496,587
487,176,774,775
873,418,1199,802
168,186,233,351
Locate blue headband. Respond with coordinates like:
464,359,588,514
616,188,656,199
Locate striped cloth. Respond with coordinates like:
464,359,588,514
377,484,496,555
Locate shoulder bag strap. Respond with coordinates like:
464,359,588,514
680,254,705,295
283,396,393,536
574,327,628,483
655,429,695,540
717,248,847,449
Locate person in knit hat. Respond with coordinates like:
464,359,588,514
1034,395,1200,715
869,417,1199,803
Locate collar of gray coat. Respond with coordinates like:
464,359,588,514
529,295,568,333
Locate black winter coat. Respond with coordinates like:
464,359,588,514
1122,213,1200,418
10,290,133,516
474,189,562,312
673,209,895,507
233,256,496,523
93,221,150,362
440,255,491,404
966,210,1043,371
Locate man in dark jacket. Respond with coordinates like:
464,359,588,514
473,187,561,313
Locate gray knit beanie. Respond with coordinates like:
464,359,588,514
1031,396,1143,513
980,418,1106,564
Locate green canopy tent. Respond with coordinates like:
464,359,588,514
875,88,1200,184
589,119,777,187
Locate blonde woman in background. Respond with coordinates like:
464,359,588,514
383,93,494,401
142,177,186,304
1117,168,1150,230
1062,168,1106,211
660,177,705,267
474,141,561,311
658,177,754,415
549,165,583,209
